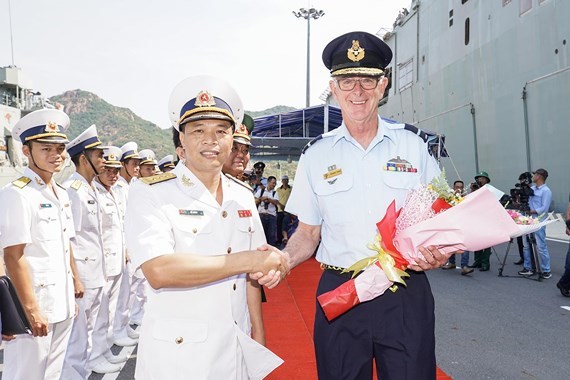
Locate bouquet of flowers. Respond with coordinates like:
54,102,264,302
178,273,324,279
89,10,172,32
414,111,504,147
505,209,555,238
317,172,532,321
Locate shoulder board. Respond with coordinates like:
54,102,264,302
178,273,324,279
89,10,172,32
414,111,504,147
12,176,31,189
302,134,324,154
224,173,253,191
403,123,429,143
70,180,83,190
139,172,177,185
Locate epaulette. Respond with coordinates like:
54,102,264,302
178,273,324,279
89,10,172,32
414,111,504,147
12,176,31,189
139,172,177,185
302,134,324,154
70,180,83,190
403,123,429,143
224,173,253,191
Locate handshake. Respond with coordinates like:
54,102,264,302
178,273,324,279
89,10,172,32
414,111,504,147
248,245,291,289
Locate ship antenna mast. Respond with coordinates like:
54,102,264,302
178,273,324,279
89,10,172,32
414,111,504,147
8,0,15,65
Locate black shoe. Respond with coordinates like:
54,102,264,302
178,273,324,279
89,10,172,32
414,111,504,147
468,263,482,269
556,282,570,297
513,259,524,265
540,272,552,279
479,265,490,272
518,268,534,276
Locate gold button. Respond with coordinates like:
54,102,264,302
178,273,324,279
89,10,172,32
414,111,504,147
248,226,252,232
192,228,197,234
175,336,183,344
222,211,228,218
227,247,232,254
84,257,89,261
233,283,236,291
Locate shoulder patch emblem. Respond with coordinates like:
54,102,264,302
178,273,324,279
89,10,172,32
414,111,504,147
224,173,253,191
302,134,324,154
70,180,83,190
139,172,177,185
12,176,31,189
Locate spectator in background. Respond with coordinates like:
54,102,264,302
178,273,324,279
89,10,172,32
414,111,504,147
441,180,474,275
518,168,553,279
172,127,184,161
255,176,280,246
556,199,570,297
253,161,267,186
468,171,492,271
276,175,293,246
223,114,254,182
138,149,158,178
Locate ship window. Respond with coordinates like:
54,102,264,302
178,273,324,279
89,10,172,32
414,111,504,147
449,19,453,27
398,59,413,91
520,0,532,15
449,10,453,17
502,0,511,6
465,18,470,45
461,0,468,4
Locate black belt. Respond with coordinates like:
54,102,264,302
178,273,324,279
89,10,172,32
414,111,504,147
320,263,356,279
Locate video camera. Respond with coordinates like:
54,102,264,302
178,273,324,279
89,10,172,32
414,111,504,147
501,172,534,212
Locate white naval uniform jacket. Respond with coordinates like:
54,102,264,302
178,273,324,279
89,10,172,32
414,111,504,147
286,117,441,269
0,168,75,323
125,163,283,380
94,180,125,278
64,172,106,289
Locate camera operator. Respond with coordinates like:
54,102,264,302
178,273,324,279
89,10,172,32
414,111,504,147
510,172,534,265
518,168,553,278
467,171,493,271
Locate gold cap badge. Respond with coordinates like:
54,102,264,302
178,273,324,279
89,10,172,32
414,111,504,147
347,40,365,62
194,90,216,107
45,121,60,133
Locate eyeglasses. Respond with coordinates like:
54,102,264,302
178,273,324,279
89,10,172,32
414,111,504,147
335,77,380,91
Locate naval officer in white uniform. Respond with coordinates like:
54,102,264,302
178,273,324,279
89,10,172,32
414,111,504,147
0,109,79,379
125,75,285,379
61,125,121,377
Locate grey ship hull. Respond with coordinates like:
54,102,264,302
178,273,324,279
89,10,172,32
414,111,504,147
379,0,569,211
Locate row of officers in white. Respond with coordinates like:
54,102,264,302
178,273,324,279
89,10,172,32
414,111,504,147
0,110,170,378
0,74,284,380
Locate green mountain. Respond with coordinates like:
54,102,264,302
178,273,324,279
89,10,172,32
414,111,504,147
50,90,297,158
51,90,174,158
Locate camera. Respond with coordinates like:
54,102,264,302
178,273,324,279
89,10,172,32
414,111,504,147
502,172,534,212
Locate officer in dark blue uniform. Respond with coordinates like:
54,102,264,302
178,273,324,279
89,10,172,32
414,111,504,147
256,31,451,380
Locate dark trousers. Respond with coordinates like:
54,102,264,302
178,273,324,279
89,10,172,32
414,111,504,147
558,243,570,290
314,270,436,380
259,214,277,246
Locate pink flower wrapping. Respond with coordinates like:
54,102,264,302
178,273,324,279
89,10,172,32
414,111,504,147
393,187,520,265
316,185,539,321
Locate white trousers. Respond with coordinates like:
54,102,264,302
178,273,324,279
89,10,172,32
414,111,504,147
113,265,132,339
129,272,146,324
2,317,73,380
61,286,103,379
89,274,122,367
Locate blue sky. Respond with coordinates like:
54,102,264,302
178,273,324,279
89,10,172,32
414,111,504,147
1,0,410,128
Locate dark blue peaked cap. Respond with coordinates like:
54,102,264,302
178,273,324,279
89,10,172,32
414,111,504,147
322,31,393,76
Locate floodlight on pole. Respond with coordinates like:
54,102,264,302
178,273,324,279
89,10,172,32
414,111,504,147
292,7,325,108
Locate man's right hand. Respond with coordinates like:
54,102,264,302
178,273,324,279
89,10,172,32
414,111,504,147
250,245,291,289
26,307,49,337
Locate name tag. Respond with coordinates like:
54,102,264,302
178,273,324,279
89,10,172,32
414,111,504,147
179,209,204,216
88,200,95,204
39,203,52,208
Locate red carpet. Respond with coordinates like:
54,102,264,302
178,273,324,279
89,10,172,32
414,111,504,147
263,258,452,380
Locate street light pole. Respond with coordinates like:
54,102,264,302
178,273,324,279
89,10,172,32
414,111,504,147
292,7,325,108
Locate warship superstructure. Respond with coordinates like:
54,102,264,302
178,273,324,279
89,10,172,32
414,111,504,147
376,0,569,211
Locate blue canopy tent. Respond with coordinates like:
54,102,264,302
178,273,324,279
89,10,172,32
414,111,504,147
250,105,447,161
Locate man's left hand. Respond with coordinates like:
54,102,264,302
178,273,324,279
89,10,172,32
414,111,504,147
407,246,452,271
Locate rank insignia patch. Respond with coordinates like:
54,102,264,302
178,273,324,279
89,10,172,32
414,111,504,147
238,210,252,218
384,156,418,172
